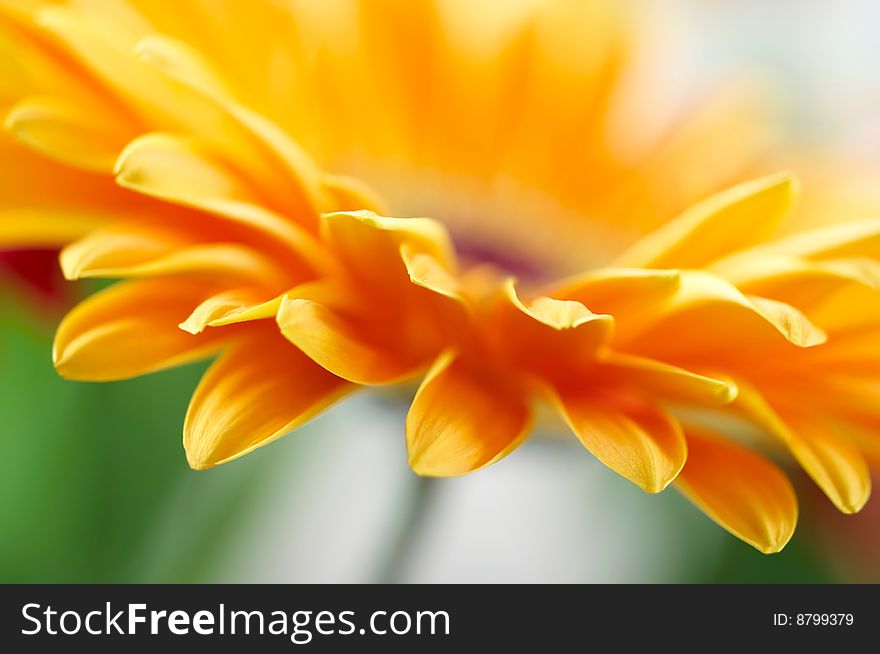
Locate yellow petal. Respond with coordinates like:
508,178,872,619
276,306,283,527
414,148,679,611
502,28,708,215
713,253,880,308
400,242,466,305
551,386,687,493
598,351,738,405
599,83,774,238
115,132,335,274
179,288,282,334
737,383,871,514
808,284,880,334
0,130,134,221
134,34,327,222
60,223,182,279
5,95,128,172
183,278,365,335
54,278,221,381
491,279,614,379
769,216,880,261
618,271,826,355
114,132,261,204
321,210,457,285
184,332,353,469
551,267,681,312
322,174,388,214
748,295,828,346
675,427,797,554
35,5,220,134
833,419,880,470
0,4,118,110
60,223,284,281
406,352,532,476
506,279,610,331
276,295,425,384
777,413,871,514
133,34,234,100
614,172,797,269
0,209,102,247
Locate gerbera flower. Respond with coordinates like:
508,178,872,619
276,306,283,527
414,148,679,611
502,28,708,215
578,175,880,539
2,0,879,554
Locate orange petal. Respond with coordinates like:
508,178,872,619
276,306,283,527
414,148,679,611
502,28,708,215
322,174,387,214
614,172,797,269
769,216,880,261
60,223,284,282
321,210,457,289
551,267,681,312
115,132,335,274
5,95,129,172
618,271,826,356
35,4,220,136
676,426,798,554
54,278,222,381
276,295,425,384
184,332,353,469
406,352,532,476
490,279,614,380
0,209,103,247
737,383,871,514
598,352,738,405
551,386,687,493
400,241,466,305
134,34,328,222
179,287,283,334
712,253,880,310
777,413,871,515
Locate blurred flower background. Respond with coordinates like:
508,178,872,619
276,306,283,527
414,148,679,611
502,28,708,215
2,0,880,583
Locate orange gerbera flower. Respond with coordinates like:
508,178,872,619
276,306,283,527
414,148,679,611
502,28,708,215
2,0,879,554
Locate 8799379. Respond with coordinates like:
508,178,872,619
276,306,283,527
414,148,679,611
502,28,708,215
773,613,854,627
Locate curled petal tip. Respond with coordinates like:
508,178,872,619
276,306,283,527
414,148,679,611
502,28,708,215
178,319,203,335
716,379,739,404
184,448,215,471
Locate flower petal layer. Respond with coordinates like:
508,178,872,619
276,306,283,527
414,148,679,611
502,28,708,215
54,278,221,381
321,210,457,286
179,287,282,334
737,383,871,514
277,295,425,385
5,94,128,171
614,172,797,269
184,331,353,469
489,279,614,379
598,352,738,405
551,386,687,493
115,132,334,273
769,216,880,261
675,427,798,554
134,33,328,220
618,271,826,356
60,223,284,282
712,253,880,309
406,352,532,476
0,209,103,247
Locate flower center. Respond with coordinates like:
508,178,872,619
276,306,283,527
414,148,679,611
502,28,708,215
344,160,628,283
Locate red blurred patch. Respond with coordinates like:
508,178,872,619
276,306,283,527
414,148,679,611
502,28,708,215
806,474,880,582
0,248,71,311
